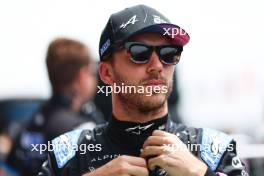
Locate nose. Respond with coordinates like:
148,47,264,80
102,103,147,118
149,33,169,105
146,51,163,74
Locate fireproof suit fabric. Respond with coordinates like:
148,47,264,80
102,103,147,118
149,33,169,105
38,114,249,176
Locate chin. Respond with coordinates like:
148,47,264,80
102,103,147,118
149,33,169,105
138,94,167,112
144,92,166,101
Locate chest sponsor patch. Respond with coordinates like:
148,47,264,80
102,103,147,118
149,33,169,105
200,128,233,171
52,129,83,168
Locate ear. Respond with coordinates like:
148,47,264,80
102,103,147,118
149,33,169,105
99,62,114,85
78,66,90,81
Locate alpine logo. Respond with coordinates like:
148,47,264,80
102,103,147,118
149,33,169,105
125,123,154,135
120,15,138,29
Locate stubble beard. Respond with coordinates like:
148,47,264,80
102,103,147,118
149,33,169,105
113,71,173,114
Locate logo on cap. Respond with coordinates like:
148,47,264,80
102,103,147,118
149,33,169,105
120,15,139,29
100,39,110,56
153,15,168,24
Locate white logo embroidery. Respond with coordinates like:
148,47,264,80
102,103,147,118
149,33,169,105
89,167,95,172
100,39,110,56
126,123,154,135
241,170,249,176
153,15,167,24
90,154,121,163
232,156,243,168
120,15,138,29
158,124,166,130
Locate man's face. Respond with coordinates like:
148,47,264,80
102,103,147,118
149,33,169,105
108,33,175,113
79,63,97,102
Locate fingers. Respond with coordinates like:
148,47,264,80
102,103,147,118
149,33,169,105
119,155,147,167
140,146,169,158
147,154,208,176
143,130,184,150
125,165,149,176
152,130,182,142
147,155,176,171
115,156,149,176
142,136,172,148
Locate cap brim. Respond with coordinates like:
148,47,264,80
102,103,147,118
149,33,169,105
132,24,190,46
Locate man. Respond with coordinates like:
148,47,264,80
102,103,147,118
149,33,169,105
38,5,249,176
7,38,105,176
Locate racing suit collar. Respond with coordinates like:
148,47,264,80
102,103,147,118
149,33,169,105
106,114,168,152
50,93,72,108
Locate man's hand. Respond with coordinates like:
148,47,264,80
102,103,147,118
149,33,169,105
83,155,149,176
141,130,208,176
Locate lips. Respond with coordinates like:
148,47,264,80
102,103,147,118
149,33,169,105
144,80,166,86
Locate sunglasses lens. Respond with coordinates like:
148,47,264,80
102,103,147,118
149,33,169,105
125,42,183,65
159,46,181,65
128,45,151,64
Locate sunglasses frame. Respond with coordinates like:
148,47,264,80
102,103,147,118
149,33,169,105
123,42,183,65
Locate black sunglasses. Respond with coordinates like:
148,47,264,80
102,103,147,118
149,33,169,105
123,42,183,65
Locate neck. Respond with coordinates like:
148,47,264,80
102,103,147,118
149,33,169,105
71,97,83,112
112,95,168,123
62,90,83,112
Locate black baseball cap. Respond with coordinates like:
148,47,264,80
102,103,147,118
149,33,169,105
99,4,190,61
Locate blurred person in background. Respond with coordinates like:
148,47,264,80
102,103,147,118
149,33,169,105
6,38,105,176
